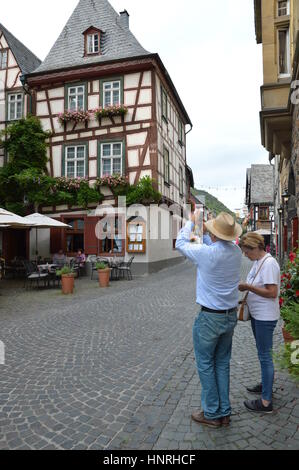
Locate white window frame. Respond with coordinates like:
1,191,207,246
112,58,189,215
103,81,121,108
65,145,86,178
0,50,7,69
278,0,289,17
100,142,123,177
8,93,23,121
87,34,99,54
68,85,85,111
278,27,291,78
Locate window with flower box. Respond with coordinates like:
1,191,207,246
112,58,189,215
63,144,87,178
99,141,124,177
65,83,87,111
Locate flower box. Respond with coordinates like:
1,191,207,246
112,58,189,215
58,110,91,124
94,105,128,120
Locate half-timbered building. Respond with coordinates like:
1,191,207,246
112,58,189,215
0,24,41,261
25,0,193,273
0,23,41,167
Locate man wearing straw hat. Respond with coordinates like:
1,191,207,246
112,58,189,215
176,212,242,428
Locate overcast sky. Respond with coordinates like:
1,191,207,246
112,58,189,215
2,0,268,212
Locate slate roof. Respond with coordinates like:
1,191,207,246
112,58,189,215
0,23,41,75
34,0,151,74
247,164,274,205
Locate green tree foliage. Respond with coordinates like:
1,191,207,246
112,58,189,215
126,176,162,205
0,115,49,173
275,250,299,381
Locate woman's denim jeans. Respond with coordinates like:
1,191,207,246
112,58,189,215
193,309,238,420
251,318,278,402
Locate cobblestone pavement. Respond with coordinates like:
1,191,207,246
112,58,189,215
0,258,298,450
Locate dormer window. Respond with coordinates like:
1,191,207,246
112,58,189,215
88,34,99,54
83,26,102,57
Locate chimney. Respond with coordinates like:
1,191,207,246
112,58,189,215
119,10,129,29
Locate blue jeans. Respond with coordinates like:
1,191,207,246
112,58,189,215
193,309,238,420
251,318,278,402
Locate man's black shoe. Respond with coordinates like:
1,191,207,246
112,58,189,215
244,399,273,413
246,383,262,394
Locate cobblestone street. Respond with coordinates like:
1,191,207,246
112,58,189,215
0,258,298,450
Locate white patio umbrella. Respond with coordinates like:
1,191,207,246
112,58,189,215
24,212,71,257
0,207,35,228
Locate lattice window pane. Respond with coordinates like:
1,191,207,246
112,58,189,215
113,90,120,105
112,158,121,174
102,159,112,175
67,147,75,159
113,143,122,156
77,146,85,159
67,161,75,177
104,91,111,107
77,160,85,177
102,144,111,157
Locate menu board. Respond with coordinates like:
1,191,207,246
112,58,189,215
127,222,146,253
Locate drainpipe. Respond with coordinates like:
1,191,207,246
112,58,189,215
20,74,32,114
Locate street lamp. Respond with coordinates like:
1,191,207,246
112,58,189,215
282,191,290,205
278,206,283,216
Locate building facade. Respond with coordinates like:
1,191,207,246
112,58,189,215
254,0,299,258
0,24,41,261
0,23,41,166
24,0,193,273
246,164,275,250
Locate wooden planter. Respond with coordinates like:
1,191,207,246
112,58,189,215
282,326,295,344
61,274,75,295
98,268,111,288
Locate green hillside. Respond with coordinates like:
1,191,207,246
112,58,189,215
191,188,234,216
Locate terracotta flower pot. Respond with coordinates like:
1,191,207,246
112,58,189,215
98,268,111,288
61,274,75,295
282,327,295,344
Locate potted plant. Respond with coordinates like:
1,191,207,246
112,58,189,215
96,262,111,288
57,266,75,294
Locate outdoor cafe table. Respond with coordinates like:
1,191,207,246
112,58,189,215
37,264,60,287
101,257,124,281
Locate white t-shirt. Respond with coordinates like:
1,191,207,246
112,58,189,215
246,255,281,321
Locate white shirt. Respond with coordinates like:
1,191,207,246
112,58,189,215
176,221,242,310
246,255,281,321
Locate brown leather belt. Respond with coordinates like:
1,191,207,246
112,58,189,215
201,306,237,314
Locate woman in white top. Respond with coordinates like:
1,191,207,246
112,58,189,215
239,232,280,414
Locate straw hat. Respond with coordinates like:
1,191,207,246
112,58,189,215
205,212,242,242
